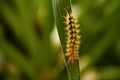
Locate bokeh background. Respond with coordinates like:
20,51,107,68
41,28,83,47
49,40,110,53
0,0,120,80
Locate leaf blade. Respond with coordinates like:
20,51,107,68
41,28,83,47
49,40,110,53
52,0,80,80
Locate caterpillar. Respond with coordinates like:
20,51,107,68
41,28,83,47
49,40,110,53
64,8,81,64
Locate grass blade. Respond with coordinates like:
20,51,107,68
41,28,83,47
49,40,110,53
52,0,80,80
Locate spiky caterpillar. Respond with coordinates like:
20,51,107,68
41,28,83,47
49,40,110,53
64,8,81,64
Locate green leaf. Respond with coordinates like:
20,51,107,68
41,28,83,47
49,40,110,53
52,0,80,80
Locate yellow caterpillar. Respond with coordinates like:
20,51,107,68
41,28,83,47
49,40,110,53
64,8,81,64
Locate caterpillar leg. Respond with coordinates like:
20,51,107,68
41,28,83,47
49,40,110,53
66,55,79,64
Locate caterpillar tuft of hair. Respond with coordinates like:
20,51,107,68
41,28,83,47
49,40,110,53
64,8,81,64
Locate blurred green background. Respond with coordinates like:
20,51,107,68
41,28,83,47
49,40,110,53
0,0,120,80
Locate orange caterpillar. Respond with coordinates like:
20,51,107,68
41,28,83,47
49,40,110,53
64,8,81,64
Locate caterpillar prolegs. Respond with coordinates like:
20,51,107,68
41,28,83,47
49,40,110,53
64,8,81,64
